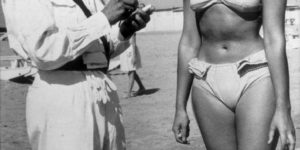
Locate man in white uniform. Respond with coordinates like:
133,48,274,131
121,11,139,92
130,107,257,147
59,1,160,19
1,0,152,149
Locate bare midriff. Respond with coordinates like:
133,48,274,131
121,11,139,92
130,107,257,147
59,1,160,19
196,4,264,63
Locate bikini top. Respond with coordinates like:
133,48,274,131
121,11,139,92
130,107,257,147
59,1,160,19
190,0,262,12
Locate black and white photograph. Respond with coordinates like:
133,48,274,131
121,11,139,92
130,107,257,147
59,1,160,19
0,0,300,150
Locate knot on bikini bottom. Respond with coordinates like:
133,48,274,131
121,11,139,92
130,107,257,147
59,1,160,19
237,51,268,76
188,58,211,79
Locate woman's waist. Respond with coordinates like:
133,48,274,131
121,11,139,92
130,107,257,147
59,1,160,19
197,39,264,63
199,16,262,40
189,50,268,78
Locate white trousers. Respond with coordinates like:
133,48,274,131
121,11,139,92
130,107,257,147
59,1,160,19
26,70,125,150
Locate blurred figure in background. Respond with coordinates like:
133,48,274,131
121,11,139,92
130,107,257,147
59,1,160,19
120,33,146,98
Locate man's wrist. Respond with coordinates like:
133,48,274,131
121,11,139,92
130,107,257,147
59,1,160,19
119,19,136,39
118,32,130,41
120,27,134,40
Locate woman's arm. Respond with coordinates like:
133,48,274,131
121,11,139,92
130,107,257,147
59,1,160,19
262,0,296,149
172,0,201,144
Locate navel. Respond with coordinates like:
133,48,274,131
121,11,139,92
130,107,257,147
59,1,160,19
222,45,229,51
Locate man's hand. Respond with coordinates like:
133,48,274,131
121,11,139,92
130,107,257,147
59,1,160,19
102,0,138,25
119,5,154,39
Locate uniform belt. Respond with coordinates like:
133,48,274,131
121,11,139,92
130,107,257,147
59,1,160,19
55,56,108,73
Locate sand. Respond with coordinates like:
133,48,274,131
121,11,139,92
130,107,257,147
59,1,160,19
1,32,299,150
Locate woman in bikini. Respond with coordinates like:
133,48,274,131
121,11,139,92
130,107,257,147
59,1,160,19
172,0,296,150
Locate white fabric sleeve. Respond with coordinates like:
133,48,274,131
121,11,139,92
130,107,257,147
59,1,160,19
108,24,131,58
2,0,111,70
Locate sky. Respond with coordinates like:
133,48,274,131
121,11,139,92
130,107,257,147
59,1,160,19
0,0,299,28
139,0,181,10
0,0,182,28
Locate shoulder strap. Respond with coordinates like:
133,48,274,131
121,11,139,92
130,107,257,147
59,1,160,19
73,0,92,17
73,0,110,65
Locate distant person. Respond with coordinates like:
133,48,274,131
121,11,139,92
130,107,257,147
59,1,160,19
120,33,146,98
2,0,153,149
0,32,7,40
172,0,296,150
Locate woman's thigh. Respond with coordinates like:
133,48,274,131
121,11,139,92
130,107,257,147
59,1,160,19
236,77,278,150
191,85,237,150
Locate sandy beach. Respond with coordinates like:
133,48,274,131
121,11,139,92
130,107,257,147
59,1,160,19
1,32,299,150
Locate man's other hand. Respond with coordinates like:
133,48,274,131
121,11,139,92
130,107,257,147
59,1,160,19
119,5,154,39
102,0,138,25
